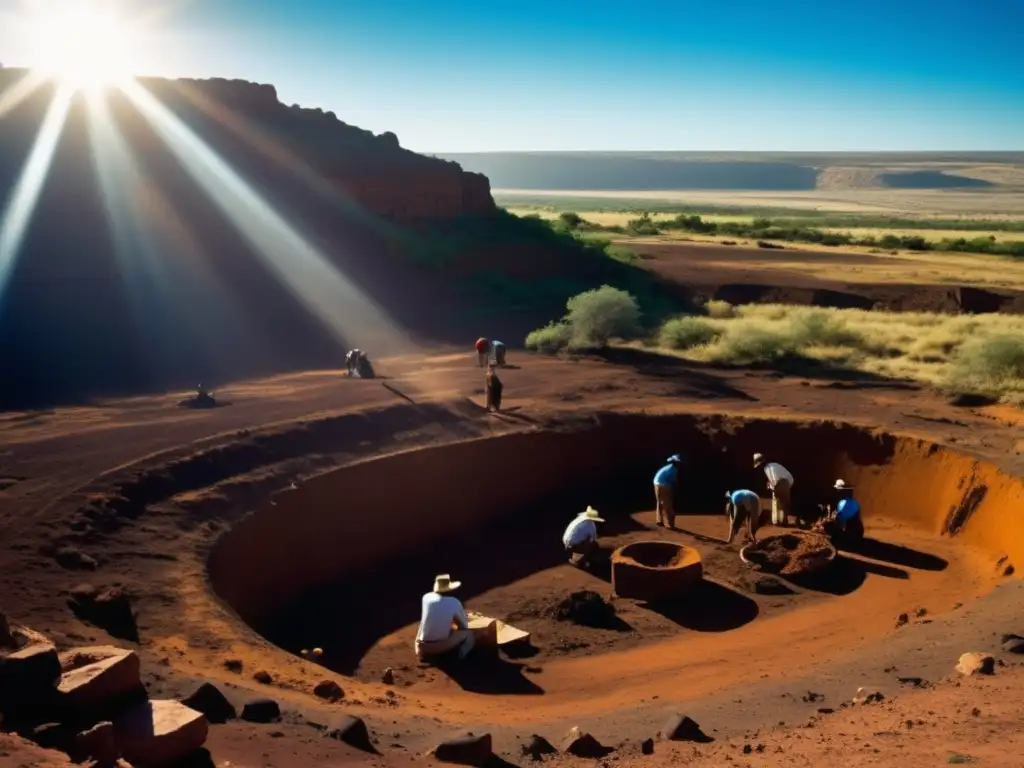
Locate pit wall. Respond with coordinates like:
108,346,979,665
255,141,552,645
208,413,1024,625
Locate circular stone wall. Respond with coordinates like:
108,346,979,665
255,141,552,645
611,541,703,601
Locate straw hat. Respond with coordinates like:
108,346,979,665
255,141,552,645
433,574,461,594
834,479,853,490
577,505,605,523
753,453,765,467
667,454,683,464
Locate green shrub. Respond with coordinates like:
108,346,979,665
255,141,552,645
559,211,584,230
705,299,736,319
946,334,1024,392
525,322,573,353
659,317,721,350
565,285,642,347
789,311,864,348
626,212,660,236
710,325,797,364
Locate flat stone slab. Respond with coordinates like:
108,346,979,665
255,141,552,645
58,647,141,712
114,699,208,767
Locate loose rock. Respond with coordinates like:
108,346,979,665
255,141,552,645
956,652,995,676
223,659,243,673
852,688,885,705
252,670,272,685
641,738,655,755
241,698,281,723
313,680,344,702
562,726,611,758
181,682,236,725
1001,636,1024,655
114,699,209,766
55,547,98,572
521,734,557,761
75,721,118,763
324,715,375,753
57,647,143,716
68,585,137,643
431,732,493,765
660,714,712,743
381,667,394,685
0,642,61,717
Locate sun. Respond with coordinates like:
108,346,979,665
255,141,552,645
26,1,138,90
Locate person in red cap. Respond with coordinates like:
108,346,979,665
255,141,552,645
474,337,490,368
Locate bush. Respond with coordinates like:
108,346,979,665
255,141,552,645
710,325,797,364
626,213,660,236
946,334,1024,392
559,211,584,230
525,322,573,353
705,299,736,319
789,311,863,348
659,317,720,350
564,285,641,347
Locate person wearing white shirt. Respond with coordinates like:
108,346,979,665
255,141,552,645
753,453,794,526
562,506,604,569
414,574,475,662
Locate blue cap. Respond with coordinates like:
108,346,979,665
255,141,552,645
667,454,683,463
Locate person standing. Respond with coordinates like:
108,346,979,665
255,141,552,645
415,574,475,662
562,506,604,569
652,454,683,528
725,489,764,544
475,337,490,367
753,453,794,526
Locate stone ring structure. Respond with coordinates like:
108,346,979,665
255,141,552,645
611,541,703,602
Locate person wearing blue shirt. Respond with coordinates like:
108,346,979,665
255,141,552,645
829,479,864,545
652,455,683,528
725,489,764,544
492,340,507,366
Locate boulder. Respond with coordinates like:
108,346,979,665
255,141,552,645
58,647,143,715
324,715,375,753
641,738,655,755
114,700,208,767
240,698,280,723
68,586,138,643
75,721,118,763
430,732,493,766
313,680,343,702
252,670,272,684
181,683,236,725
521,734,557,761
660,714,712,743
956,652,995,676
1002,637,1024,655
0,642,61,717
381,667,394,685
561,727,611,758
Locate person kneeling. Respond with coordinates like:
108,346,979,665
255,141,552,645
415,574,475,662
562,506,604,569
824,479,864,547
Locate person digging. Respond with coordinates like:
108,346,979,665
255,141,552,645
475,337,490,368
415,574,475,663
492,339,507,366
653,454,683,528
485,363,503,412
754,452,794,527
817,479,865,547
562,506,604,570
725,489,764,544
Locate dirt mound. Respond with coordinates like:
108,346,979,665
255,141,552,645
743,533,835,576
514,591,620,630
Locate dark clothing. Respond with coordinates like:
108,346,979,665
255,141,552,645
486,373,503,411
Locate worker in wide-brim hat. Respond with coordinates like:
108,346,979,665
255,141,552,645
562,506,605,569
725,489,764,544
652,454,684,529
415,574,475,662
825,479,864,546
753,453,794,527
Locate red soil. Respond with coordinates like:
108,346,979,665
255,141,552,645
1,349,1022,767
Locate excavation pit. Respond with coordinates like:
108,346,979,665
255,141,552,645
611,541,703,602
207,412,1023,696
740,533,837,577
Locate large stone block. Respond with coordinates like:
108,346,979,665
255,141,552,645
114,700,208,767
611,541,703,602
58,647,142,714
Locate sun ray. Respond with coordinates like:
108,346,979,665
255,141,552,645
0,69,47,121
0,86,72,300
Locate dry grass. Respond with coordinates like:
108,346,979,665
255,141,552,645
650,303,1024,404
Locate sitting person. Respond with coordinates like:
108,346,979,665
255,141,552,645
822,479,865,546
725,489,764,544
562,506,604,569
415,574,475,662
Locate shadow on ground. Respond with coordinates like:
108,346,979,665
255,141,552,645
436,654,544,696
642,579,759,631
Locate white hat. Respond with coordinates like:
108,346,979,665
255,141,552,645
577,505,605,523
753,453,764,466
433,574,461,594
834,479,852,490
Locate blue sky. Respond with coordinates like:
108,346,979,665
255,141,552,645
3,0,1023,151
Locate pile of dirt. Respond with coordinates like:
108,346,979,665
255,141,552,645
744,534,834,576
533,591,620,630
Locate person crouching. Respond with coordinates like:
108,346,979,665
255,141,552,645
725,489,764,544
827,479,864,547
562,506,604,569
475,337,490,367
415,574,475,662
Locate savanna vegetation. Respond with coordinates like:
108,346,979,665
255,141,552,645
526,288,1024,404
